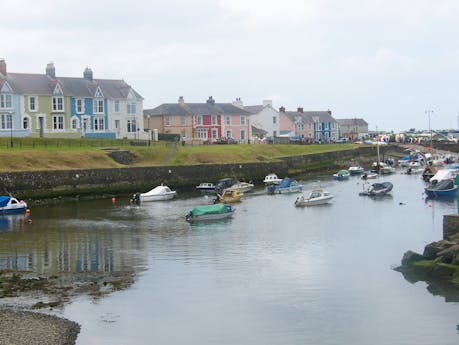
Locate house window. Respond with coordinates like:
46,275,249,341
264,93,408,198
273,116,277,124
181,129,186,138
240,130,245,140
115,120,120,129
212,128,218,139
226,116,231,125
196,115,202,125
273,130,277,137
29,96,37,112
23,116,30,129
127,119,136,133
298,123,304,131
240,116,246,125
52,115,64,130
196,128,207,140
181,116,186,126
71,118,78,130
226,130,231,138
0,94,12,109
211,115,217,125
94,116,104,131
1,114,12,129
165,116,171,126
52,96,64,112
76,99,84,114
115,100,120,113
127,102,136,114
94,99,104,114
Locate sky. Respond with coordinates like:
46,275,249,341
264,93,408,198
2,0,459,132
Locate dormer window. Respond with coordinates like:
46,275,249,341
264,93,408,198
52,96,64,112
0,94,12,109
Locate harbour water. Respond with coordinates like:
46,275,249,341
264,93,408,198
0,171,458,345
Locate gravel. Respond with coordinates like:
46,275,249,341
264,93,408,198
0,308,80,345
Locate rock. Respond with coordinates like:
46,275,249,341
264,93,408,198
401,250,425,266
423,240,456,260
437,244,459,264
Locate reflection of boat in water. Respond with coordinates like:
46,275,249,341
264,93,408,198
186,204,235,223
294,189,334,207
0,195,28,214
0,213,29,231
359,182,393,196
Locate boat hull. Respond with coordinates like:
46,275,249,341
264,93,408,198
140,192,176,202
295,196,333,206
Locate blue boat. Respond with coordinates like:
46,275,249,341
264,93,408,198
0,195,28,214
267,177,303,194
424,179,458,198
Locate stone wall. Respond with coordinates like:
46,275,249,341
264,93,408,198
444,214,459,240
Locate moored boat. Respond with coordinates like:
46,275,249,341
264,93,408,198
267,177,303,194
348,166,365,175
228,181,254,193
424,179,458,198
0,196,28,214
134,185,177,203
196,182,215,191
185,203,235,223
215,189,243,203
263,173,282,185
294,189,334,207
333,170,350,180
359,182,393,196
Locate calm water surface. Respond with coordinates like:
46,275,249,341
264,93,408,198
0,172,458,345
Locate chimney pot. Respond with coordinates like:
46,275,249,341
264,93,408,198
178,96,185,104
83,67,93,81
279,106,285,113
0,59,6,76
46,62,56,79
297,107,303,113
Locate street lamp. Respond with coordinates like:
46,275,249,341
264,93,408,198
425,110,434,151
10,114,13,148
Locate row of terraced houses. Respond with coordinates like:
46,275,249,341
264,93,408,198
0,59,368,143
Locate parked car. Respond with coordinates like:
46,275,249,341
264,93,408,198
215,137,238,144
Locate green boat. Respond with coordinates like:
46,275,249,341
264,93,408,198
185,204,235,222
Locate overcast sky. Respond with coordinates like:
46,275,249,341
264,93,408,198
3,0,459,132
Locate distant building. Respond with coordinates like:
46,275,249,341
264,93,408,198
144,96,252,144
336,118,368,140
243,100,279,141
0,59,144,139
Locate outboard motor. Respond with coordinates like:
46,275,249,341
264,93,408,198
131,192,141,205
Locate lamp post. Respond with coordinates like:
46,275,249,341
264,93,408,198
147,115,151,145
10,114,13,148
425,110,434,151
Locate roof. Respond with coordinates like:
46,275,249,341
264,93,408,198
2,72,142,100
336,118,368,126
244,105,264,114
144,102,251,116
251,125,268,136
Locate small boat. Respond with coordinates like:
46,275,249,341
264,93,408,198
294,189,334,207
263,173,282,185
215,178,238,193
267,177,303,194
359,182,393,196
134,185,177,203
361,171,378,180
333,170,350,180
0,195,28,214
196,182,215,191
348,166,365,175
424,179,458,198
215,189,243,203
186,203,235,223
422,166,437,182
228,181,254,193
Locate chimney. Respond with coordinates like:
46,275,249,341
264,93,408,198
232,97,243,108
206,96,215,105
297,107,303,113
83,67,93,81
178,96,185,104
328,109,332,115
279,106,285,113
46,62,56,79
0,59,6,76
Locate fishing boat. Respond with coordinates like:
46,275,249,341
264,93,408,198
294,189,334,207
424,179,458,198
215,189,243,203
196,182,215,192
133,184,177,203
348,166,365,175
0,195,28,214
333,170,350,180
359,182,393,196
185,204,235,223
267,177,303,194
263,173,282,185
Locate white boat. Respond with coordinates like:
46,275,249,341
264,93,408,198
196,182,215,191
371,162,396,174
134,185,177,203
227,181,254,193
267,177,303,194
186,204,235,223
0,195,28,214
294,189,334,207
263,173,282,185
348,166,365,175
361,171,378,180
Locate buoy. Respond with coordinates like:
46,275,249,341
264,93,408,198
27,219,32,224
26,209,30,214
428,204,432,208
111,197,116,204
